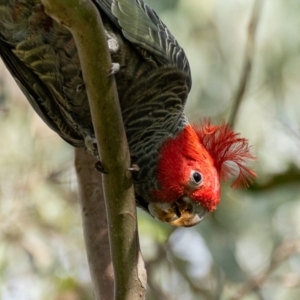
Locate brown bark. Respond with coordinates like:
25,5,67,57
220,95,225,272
75,148,114,300
41,0,147,299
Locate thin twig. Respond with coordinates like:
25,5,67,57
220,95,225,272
229,0,263,128
249,164,300,192
41,1,147,299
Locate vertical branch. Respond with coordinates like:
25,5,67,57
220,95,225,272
41,0,147,299
75,148,114,300
229,0,263,128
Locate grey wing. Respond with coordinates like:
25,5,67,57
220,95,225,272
95,0,192,90
0,38,84,147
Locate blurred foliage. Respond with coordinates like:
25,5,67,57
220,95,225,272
1,0,300,299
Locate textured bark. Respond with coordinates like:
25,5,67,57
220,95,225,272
41,0,147,299
75,148,114,300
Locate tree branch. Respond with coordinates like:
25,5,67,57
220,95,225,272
41,0,147,299
229,0,263,127
249,164,300,192
75,148,114,300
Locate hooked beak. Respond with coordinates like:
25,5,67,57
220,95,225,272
148,197,207,227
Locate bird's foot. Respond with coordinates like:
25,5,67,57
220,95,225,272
84,136,109,174
108,63,120,76
76,83,85,92
106,32,119,53
128,164,140,172
94,161,109,174
85,135,98,157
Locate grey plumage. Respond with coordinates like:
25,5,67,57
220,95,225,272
0,0,192,210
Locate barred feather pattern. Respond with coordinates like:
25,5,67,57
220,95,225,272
0,0,192,209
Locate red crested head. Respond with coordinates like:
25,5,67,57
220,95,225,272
193,119,256,188
149,120,256,227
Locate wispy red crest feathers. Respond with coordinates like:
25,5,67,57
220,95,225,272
193,119,256,188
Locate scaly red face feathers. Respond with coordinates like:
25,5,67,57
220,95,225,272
153,124,220,211
148,120,256,227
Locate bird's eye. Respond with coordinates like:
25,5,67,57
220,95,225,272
191,171,202,185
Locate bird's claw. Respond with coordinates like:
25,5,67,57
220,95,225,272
76,83,84,92
108,63,120,76
128,164,140,172
94,161,109,174
85,135,98,157
84,136,108,173
107,32,119,53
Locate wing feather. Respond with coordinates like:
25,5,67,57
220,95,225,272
94,0,191,89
